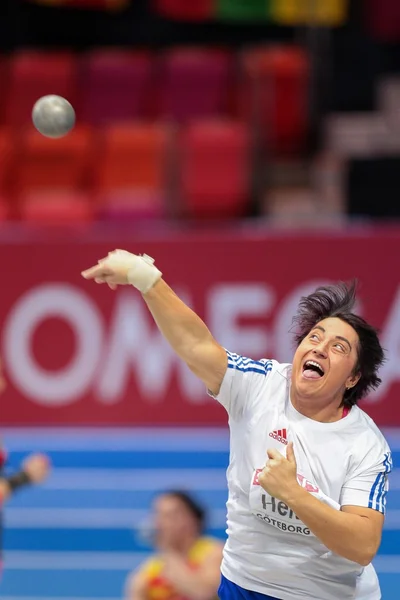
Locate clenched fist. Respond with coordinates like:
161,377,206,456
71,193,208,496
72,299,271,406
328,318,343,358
258,442,299,504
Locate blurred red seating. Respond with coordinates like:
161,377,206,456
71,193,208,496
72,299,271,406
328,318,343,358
79,50,154,125
94,122,170,220
4,51,77,127
0,128,17,218
0,129,15,191
157,48,234,122
239,45,310,157
0,58,10,125
20,191,93,226
13,126,92,198
365,0,400,42
154,0,214,21
0,195,9,222
179,119,251,219
98,190,167,222
27,0,129,8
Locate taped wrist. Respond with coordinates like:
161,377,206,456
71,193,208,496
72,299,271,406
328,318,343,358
127,254,162,294
6,470,31,492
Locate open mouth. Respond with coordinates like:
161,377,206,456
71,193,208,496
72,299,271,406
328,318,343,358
302,360,325,380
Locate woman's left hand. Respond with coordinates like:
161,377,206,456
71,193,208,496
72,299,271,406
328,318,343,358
258,442,300,504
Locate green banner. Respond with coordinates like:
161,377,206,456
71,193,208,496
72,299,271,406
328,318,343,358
217,0,271,22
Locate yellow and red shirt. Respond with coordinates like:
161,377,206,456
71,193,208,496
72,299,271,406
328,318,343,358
140,537,220,600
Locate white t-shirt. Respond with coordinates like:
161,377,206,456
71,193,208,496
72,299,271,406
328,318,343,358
209,352,393,600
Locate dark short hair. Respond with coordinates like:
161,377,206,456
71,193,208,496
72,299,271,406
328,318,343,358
161,490,206,530
292,280,385,407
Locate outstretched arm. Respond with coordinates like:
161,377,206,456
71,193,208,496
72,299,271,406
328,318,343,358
143,280,227,395
82,250,227,395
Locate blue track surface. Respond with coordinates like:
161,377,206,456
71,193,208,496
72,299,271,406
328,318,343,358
0,427,398,600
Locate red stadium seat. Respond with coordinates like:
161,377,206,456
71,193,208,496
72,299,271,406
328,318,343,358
27,0,128,9
5,51,77,128
0,128,17,217
79,50,154,124
94,122,170,220
239,45,310,157
20,191,93,226
0,57,10,125
0,195,10,222
154,0,214,21
98,191,166,222
157,48,234,122
0,129,15,192
14,126,92,197
179,119,251,219
365,0,400,42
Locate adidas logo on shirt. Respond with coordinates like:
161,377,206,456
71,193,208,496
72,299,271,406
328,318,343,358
269,428,288,445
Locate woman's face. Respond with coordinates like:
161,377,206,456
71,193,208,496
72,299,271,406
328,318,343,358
291,317,361,405
153,495,198,550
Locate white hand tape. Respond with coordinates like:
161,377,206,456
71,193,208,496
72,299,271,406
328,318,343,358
126,253,162,294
